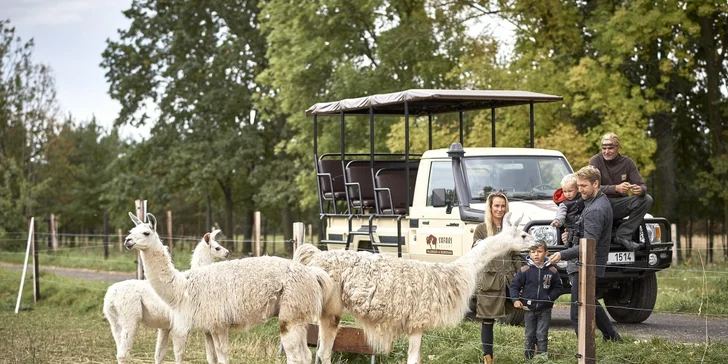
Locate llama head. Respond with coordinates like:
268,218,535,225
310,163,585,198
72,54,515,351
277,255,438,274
498,212,535,251
124,212,162,251
474,212,535,253
203,229,230,259
293,243,321,265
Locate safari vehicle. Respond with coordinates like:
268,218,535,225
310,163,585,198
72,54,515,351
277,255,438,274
308,89,673,324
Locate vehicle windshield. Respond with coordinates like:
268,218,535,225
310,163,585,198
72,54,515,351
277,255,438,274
463,156,572,202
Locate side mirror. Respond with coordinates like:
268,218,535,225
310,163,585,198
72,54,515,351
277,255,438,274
432,188,454,214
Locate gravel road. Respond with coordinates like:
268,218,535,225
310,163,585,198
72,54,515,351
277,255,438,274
3,263,727,344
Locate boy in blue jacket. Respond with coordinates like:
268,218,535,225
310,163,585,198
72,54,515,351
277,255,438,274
510,240,563,359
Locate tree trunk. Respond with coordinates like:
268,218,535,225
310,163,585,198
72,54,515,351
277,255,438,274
652,112,678,221
242,209,253,254
222,184,234,242
205,191,212,233
282,204,293,254
687,216,693,258
698,13,727,266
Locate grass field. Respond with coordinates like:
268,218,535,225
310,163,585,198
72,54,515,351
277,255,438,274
2,266,728,363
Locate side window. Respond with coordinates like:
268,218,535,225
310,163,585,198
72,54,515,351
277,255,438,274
426,161,458,206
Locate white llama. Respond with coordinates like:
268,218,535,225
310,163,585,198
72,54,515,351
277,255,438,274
103,230,229,364
294,212,535,364
124,212,340,364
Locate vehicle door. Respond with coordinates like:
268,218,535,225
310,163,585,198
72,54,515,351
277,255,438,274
412,160,467,262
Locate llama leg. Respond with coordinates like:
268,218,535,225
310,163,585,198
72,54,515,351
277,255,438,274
406,331,423,364
107,317,123,360
154,328,169,364
203,330,218,364
171,331,188,364
280,322,311,364
211,328,230,364
116,322,137,364
316,313,340,364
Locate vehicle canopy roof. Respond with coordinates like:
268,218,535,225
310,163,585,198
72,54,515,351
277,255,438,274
422,147,567,159
305,89,563,116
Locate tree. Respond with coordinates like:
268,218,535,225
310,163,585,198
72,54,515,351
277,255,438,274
101,0,270,240
0,20,59,233
260,0,474,211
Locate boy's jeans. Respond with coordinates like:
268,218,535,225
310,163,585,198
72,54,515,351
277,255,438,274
524,308,552,359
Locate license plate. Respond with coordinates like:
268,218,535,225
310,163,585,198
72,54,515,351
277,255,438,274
608,252,634,264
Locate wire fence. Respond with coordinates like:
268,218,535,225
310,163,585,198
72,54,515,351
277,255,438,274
2,232,727,362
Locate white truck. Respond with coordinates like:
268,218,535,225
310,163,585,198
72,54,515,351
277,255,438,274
309,89,673,324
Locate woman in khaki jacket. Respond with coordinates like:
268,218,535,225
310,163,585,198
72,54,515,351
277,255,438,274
472,192,523,364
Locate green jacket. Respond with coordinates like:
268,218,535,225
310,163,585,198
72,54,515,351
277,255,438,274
472,223,523,318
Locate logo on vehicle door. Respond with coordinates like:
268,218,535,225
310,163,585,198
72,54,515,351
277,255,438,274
426,234,453,255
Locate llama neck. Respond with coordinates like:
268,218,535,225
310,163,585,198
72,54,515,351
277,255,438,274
190,241,212,269
452,237,510,282
139,242,187,306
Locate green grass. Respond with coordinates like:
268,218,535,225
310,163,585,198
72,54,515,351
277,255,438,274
1,268,728,363
654,261,728,316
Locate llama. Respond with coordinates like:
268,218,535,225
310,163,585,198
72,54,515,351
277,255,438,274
103,231,229,364
124,212,340,364
294,212,535,364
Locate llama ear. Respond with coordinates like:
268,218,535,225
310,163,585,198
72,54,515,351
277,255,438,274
210,229,221,242
146,213,157,231
203,233,211,244
129,212,143,226
502,211,513,229
512,213,524,228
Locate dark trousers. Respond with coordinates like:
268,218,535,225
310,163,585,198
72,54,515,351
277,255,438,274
609,194,653,241
524,308,551,359
569,273,619,339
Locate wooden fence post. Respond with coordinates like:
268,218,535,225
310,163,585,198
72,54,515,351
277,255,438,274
135,200,147,280
293,222,305,252
16,217,34,313
47,216,52,253
308,223,313,245
50,213,58,252
254,211,261,257
671,223,679,265
118,228,123,253
167,210,173,258
577,237,596,364
32,217,40,303
104,213,109,260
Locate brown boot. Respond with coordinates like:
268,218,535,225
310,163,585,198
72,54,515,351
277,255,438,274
484,354,493,364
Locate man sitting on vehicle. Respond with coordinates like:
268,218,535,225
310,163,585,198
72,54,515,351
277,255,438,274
589,132,653,251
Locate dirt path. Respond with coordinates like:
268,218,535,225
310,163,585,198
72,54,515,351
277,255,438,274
0,262,135,283
2,262,727,344
549,306,727,344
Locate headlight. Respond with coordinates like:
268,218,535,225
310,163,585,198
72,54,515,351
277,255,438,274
640,224,661,244
528,225,558,246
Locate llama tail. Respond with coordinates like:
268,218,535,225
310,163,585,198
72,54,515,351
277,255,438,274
293,243,320,265
308,266,343,319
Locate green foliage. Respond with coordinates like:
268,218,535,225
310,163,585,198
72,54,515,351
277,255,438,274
100,0,302,238
0,20,59,232
261,0,474,211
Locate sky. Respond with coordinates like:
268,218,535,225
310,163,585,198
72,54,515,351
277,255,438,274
3,0,514,141
3,0,148,139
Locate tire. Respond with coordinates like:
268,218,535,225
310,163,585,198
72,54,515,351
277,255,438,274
498,309,524,326
604,274,657,323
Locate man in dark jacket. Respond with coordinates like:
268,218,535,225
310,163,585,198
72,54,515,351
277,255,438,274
510,240,562,359
589,132,653,251
550,165,623,342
